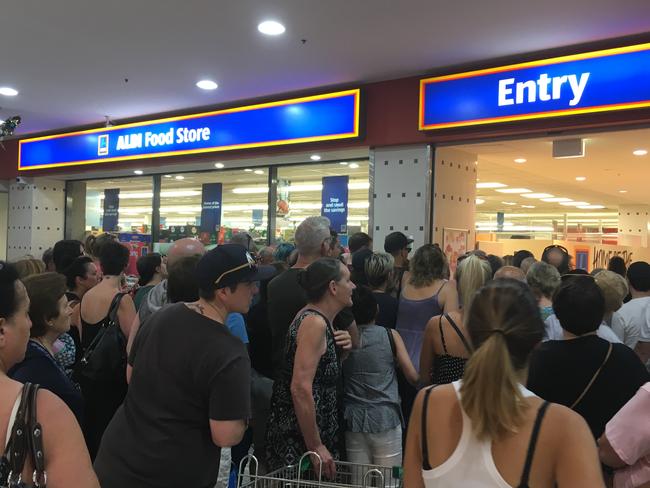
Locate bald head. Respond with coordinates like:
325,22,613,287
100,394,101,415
167,238,206,266
494,265,526,282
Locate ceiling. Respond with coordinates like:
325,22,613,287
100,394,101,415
2,0,650,135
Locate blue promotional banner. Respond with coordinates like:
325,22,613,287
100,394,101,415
321,176,349,234
103,189,120,231
252,209,263,227
200,183,222,233
420,43,650,130
19,89,361,170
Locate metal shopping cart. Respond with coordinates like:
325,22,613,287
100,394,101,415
237,451,403,488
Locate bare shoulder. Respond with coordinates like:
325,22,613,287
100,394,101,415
535,401,593,442
298,312,327,332
415,383,457,410
36,388,78,426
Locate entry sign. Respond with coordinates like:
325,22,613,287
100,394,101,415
103,189,120,232
419,43,650,130
200,183,222,233
19,89,361,170
322,176,349,234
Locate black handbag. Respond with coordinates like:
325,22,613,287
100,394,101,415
76,293,127,383
1,383,47,488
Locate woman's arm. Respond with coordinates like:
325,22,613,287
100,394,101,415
418,317,438,387
598,434,627,469
392,329,418,386
440,282,459,313
117,293,136,338
38,389,100,488
403,388,426,488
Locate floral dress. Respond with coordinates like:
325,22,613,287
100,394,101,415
266,309,341,471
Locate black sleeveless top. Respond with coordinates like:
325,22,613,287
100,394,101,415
430,313,471,385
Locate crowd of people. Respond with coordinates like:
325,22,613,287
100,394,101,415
1,221,649,488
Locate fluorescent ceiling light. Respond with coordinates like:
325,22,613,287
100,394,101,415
633,149,648,156
501,201,517,206
476,182,507,189
575,176,587,181
560,201,590,207
339,162,348,165
495,188,532,194
258,20,286,36
100,190,202,200
196,80,218,90
310,154,321,161
541,197,572,202
244,169,253,172
164,174,172,178
175,175,185,180
349,163,360,169
619,190,628,193
232,181,370,194
0,87,18,96
521,205,536,208
577,205,605,209
232,187,269,194
514,158,526,163
475,198,485,205
133,170,143,175
254,170,264,175
215,163,225,169
522,193,553,199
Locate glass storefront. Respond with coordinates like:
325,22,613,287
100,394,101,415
66,157,370,254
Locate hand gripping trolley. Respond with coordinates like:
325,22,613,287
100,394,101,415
237,451,403,488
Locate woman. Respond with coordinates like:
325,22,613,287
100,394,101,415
343,286,417,480
595,270,640,349
0,262,99,487
134,253,166,310
266,258,355,478
13,256,46,279
404,279,605,487
79,240,136,459
526,261,561,322
419,255,491,386
9,273,83,423
396,244,459,371
365,252,399,329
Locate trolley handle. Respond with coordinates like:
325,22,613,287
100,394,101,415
238,453,259,488
298,450,323,484
363,468,385,487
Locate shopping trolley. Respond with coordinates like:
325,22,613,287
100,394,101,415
237,451,403,487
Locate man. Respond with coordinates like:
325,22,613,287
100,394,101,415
257,246,274,265
619,262,650,367
137,237,206,324
348,232,372,254
384,231,413,298
229,232,258,254
493,265,526,282
512,249,534,269
94,245,275,488
267,216,358,380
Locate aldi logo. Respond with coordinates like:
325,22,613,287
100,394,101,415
98,134,109,156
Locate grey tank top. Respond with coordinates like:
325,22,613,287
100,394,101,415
342,325,402,433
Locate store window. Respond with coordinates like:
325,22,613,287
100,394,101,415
274,160,370,244
158,169,268,248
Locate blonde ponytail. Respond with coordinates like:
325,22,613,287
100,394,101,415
460,332,525,440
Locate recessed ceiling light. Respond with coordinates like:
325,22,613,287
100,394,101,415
495,188,532,194
164,174,172,178
633,149,648,156
215,163,225,169
476,182,507,189
575,176,587,181
514,158,527,163
310,154,321,161
522,193,554,199
134,170,143,175
254,170,264,175
521,205,536,208
196,80,218,90
475,198,485,205
541,197,572,202
577,205,605,209
619,190,628,193
349,163,360,169
501,201,517,206
175,175,185,180
258,20,286,36
560,201,590,207
0,87,18,97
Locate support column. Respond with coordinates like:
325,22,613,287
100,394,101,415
370,145,432,252
618,205,650,247
8,177,65,260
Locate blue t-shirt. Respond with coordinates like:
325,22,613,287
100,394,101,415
226,313,249,344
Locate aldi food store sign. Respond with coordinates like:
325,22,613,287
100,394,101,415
419,43,650,130
19,89,361,171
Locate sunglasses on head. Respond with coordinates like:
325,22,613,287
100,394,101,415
544,245,569,255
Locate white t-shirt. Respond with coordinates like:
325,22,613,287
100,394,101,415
544,314,623,344
619,297,650,342
611,311,641,349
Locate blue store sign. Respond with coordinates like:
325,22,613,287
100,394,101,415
322,175,349,234
419,43,650,130
19,89,361,171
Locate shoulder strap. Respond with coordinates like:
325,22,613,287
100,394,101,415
421,386,435,471
384,327,397,361
4,390,22,451
27,384,46,487
570,342,613,410
434,280,447,298
107,292,126,325
6,383,32,485
438,315,449,354
518,401,551,487
444,313,472,354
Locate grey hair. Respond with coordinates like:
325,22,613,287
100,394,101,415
365,253,394,288
295,216,331,257
258,246,274,259
229,232,257,252
526,261,561,299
